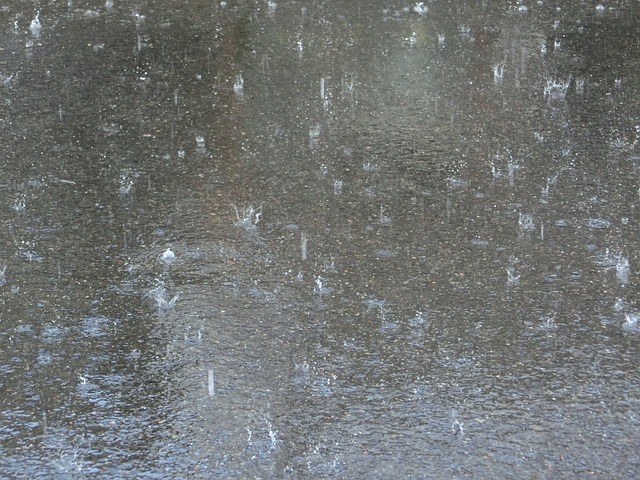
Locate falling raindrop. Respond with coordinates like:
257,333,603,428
208,369,215,396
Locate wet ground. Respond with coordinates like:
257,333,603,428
1,0,640,478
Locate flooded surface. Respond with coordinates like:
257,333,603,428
1,0,640,477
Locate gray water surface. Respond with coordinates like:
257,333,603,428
1,0,640,478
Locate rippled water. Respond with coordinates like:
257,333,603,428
1,0,640,478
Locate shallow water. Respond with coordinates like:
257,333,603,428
1,0,640,478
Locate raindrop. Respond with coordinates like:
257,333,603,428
208,369,215,396
301,231,308,260
493,63,505,85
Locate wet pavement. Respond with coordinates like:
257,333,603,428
1,0,640,478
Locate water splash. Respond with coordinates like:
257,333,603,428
616,255,629,285
147,285,180,310
518,213,535,233
13,195,26,213
544,75,572,100
623,313,639,332
119,173,134,195
379,204,392,226
233,203,264,231
309,124,321,150
413,2,428,15
363,162,379,173
233,74,244,94
30,13,42,38
404,32,417,47
314,276,333,296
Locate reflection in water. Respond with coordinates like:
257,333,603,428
1,0,640,478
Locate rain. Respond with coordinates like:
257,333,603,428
1,0,640,478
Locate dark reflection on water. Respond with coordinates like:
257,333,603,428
1,0,640,478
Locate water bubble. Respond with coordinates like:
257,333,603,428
160,247,176,265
